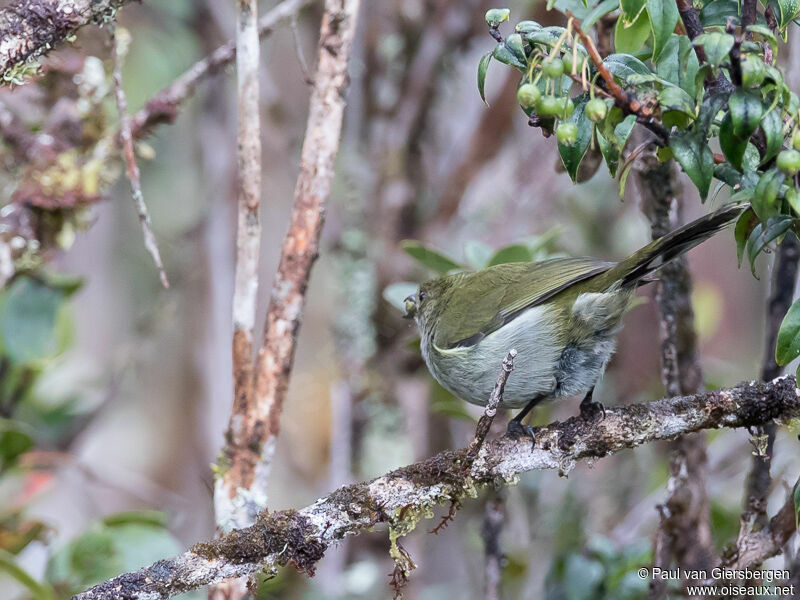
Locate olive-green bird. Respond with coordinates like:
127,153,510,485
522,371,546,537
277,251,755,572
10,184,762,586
403,203,746,439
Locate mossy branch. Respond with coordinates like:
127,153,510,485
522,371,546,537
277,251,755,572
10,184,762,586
73,376,800,600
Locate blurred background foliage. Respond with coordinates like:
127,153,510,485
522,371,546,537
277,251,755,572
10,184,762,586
0,0,796,598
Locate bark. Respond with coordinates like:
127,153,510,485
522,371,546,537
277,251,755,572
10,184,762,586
72,376,800,600
636,154,714,599
215,0,362,530
0,0,129,81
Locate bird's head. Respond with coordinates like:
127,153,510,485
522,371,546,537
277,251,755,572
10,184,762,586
403,275,456,337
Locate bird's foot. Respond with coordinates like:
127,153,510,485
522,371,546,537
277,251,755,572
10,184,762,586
506,420,536,448
579,398,605,422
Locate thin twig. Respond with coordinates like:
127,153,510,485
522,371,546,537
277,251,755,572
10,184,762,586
72,376,800,600
215,0,362,531
290,13,313,84
482,495,506,600
466,349,516,463
109,26,169,289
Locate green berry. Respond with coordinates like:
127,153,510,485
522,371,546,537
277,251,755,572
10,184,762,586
585,98,608,123
537,95,561,117
740,54,765,88
542,57,564,79
777,149,800,175
557,122,578,145
560,96,575,118
792,130,800,151
516,83,541,109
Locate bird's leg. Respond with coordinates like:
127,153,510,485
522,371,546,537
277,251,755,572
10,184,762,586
506,395,546,446
579,386,605,421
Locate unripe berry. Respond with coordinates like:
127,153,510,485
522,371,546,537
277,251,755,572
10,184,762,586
557,122,578,145
585,98,608,123
777,149,800,176
792,130,800,151
542,57,564,79
537,95,561,117
516,83,541,109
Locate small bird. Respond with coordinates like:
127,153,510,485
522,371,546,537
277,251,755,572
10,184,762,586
403,203,746,439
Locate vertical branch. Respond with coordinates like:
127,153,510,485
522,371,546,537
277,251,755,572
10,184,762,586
482,495,506,600
109,26,169,289
743,237,800,521
229,0,262,465
635,153,714,600
216,0,362,531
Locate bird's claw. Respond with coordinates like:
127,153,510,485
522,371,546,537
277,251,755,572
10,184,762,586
506,420,536,449
580,399,605,422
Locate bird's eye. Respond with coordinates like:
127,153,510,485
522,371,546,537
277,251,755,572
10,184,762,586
418,289,426,302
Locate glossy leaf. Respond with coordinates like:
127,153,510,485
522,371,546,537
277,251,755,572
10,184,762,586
777,294,800,366
487,244,534,266
603,53,651,81
620,0,646,20
748,216,793,277
751,168,785,222
760,108,783,164
492,42,526,70
669,129,714,200
747,25,779,56
401,241,462,273
557,96,593,183
771,0,800,28
515,20,542,33
485,8,511,27
614,9,651,53
505,33,527,64
734,206,758,267
477,51,492,105
693,32,734,68
728,90,763,139
719,112,747,171
525,26,566,47
648,0,679,60
583,0,620,28
658,85,696,116
597,114,636,176
699,0,740,26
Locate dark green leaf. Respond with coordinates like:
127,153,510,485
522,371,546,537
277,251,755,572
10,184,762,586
525,26,566,47
0,420,34,470
693,32,735,68
728,90,764,139
505,33,527,64
401,241,462,273
557,95,593,183
0,278,65,364
747,25,779,56
714,162,743,187
648,0,679,60
771,0,800,28
614,9,651,53
669,129,714,200
477,51,492,105
777,295,800,366
760,109,783,164
719,112,747,171
583,0,620,28
748,216,793,277
751,168,785,222
734,206,758,268
620,0,646,20
515,20,542,33
492,42,526,70
697,90,728,134
487,244,534,266
699,0,741,26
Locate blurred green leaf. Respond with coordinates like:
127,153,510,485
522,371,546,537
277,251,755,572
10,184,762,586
614,10,651,54
401,241,462,274
0,419,34,471
760,108,783,164
430,382,475,422
477,51,492,105
597,114,636,177
383,282,419,311
603,54,651,81
620,0,646,21
747,24,779,55
657,85,696,116
464,240,494,269
583,0,620,28
776,296,800,366
747,217,793,277
0,548,55,600
648,0,678,60
564,554,604,600
488,244,534,266
693,32,734,68
669,129,714,200
769,0,800,28
699,0,741,26
485,8,511,27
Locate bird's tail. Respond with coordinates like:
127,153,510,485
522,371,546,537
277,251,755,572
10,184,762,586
609,202,748,288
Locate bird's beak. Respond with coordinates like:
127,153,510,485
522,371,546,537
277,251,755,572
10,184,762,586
403,294,417,319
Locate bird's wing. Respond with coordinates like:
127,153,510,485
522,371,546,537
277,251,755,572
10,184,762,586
433,257,613,350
